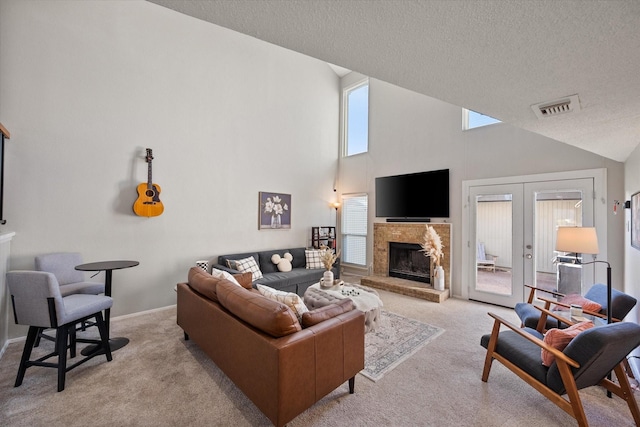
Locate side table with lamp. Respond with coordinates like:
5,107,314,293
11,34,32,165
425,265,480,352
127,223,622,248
555,226,612,324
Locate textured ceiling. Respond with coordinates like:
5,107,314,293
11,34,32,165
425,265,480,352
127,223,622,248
148,0,640,162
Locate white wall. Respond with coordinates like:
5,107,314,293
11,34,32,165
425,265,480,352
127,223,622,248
625,145,640,319
624,141,640,373
0,1,340,338
339,79,626,297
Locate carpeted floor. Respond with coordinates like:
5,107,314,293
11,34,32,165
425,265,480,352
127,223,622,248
1,289,638,426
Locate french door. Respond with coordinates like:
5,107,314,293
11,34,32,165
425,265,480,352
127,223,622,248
467,178,595,308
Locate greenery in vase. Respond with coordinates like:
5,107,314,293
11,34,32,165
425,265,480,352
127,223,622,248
320,245,341,270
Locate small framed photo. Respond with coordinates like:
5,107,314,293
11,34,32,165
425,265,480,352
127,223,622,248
632,191,640,250
259,192,291,230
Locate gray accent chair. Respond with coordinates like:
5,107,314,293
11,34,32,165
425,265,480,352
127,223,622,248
515,283,637,332
7,271,113,392
481,310,640,426
34,252,105,346
35,252,104,296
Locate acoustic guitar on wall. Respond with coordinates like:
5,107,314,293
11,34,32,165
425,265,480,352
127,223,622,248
133,148,164,217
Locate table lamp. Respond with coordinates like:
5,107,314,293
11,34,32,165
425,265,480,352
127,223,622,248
555,226,612,323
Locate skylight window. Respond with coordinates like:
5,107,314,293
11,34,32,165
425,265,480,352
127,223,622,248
463,109,501,130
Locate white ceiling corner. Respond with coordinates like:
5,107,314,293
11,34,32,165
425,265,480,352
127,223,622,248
327,63,352,78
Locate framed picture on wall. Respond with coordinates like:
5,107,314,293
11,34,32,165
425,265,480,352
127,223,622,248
259,192,291,230
632,191,640,250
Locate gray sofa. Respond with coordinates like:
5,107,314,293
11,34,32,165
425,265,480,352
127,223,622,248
212,247,340,296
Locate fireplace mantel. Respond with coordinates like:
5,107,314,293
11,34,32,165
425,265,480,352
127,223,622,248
372,222,451,290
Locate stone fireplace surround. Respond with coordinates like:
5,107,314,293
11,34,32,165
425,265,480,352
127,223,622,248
362,222,451,303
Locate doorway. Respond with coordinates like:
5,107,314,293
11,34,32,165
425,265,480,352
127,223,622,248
462,170,605,308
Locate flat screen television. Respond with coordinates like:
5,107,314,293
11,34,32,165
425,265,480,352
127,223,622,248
375,169,449,219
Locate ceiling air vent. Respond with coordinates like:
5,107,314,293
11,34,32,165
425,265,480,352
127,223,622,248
531,94,580,119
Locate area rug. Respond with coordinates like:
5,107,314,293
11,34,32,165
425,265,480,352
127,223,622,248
362,310,445,382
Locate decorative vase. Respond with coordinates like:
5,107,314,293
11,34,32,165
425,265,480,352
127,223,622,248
323,270,334,286
434,266,445,291
271,214,281,229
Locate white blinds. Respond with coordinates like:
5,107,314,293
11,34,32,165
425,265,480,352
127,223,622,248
341,194,368,266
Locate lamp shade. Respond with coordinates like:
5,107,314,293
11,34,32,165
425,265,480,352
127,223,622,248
555,226,599,254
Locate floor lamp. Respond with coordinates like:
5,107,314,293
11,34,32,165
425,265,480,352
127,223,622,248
555,226,612,324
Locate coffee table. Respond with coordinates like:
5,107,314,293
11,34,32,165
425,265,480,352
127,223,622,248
303,282,383,333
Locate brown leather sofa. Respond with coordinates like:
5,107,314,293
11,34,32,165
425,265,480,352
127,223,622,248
176,267,365,427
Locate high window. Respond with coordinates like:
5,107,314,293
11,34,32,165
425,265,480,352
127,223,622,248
341,194,368,266
343,80,369,156
463,109,501,130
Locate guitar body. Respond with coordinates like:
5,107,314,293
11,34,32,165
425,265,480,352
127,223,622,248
133,182,164,217
133,148,164,217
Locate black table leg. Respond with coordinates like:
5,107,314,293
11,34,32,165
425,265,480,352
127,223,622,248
81,269,129,355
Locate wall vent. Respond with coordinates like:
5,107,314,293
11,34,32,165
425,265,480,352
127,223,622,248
531,94,580,119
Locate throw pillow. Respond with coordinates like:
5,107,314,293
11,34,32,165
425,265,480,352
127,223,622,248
256,284,309,322
305,249,324,269
229,256,263,281
541,320,594,367
558,294,602,313
232,272,253,290
271,253,293,272
210,267,241,286
301,299,355,328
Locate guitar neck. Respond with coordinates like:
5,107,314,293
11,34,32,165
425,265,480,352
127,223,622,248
147,159,153,188
146,148,153,188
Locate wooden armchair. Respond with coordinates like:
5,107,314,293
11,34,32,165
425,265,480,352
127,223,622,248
476,242,498,272
481,310,640,426
515,283,637,332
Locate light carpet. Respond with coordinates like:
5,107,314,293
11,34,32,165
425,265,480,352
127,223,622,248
1,290,639,426
363,310,444,382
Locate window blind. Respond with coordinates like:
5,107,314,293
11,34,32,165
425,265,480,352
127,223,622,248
341,194,367,266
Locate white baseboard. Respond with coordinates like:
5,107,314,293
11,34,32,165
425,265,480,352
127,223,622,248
110,304,176,323
0,339,9,360
342,265,369,276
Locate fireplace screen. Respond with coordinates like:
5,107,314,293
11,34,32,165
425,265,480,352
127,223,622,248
388,242,430,284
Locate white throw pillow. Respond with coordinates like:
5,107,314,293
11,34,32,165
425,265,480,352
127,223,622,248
210,268,241,286
305,249,324,269
256,284,309,322
271,253,293,272
229,256,263,281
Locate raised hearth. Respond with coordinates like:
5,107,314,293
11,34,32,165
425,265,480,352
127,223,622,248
361,275,449,303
